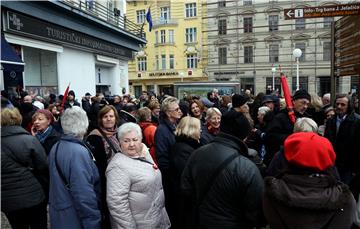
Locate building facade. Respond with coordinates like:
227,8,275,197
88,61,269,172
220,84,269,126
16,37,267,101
1,0,145,99
203,0,354,95
127,0,208,97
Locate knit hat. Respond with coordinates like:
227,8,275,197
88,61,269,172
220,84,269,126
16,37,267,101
284,132,336,171
262,95,275,105
232,94,247,108
220,110,251,140
34,109,54,124
292,89,311,101
200,97,214,108
68,90,75,97
85,92,91,96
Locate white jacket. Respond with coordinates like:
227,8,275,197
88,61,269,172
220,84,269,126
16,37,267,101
106,151,170,229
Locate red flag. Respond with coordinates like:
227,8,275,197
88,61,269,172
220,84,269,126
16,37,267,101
60,83,70,113
279,70,296,124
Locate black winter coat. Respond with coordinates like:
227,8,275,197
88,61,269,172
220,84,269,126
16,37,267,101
181,132,264,229
169,136,201,228
324,112,360,173
264,109,306,165
264,170,356,229
41,127,61,155
1,126,48,212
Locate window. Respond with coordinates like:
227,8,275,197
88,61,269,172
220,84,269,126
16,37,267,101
160,7,170,23
266,77,282,94
169,30,174,44
295,43,305,61
323,17,333,28
218,0,226,7
137,57,147,71
24,46,58,88
292,76,308,91
155,55,159,70
185,3,197,17
244,17,253,33
269,15,279,31
218,47,227,65
218,19,227,35
136,10,146,24
323,41,331,61
169,54,174,69
155,31,158,44
160,30,166,43
187,54,197,69
161,55,166,70
244,0,252,5
86,0,94,10
269,44,279,63
295,18,305,30
185,28,197,43
244,46,253,63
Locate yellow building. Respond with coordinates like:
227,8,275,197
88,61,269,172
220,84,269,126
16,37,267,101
126,0,207,96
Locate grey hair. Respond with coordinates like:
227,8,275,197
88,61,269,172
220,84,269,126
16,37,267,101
205,107,222,121
117,122,142,141
61,106,88,138
258,106,271,115
294,117,318,133
161,96,179,113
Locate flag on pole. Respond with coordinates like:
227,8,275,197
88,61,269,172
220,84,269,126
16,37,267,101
146,7,153,32
60,83,70,113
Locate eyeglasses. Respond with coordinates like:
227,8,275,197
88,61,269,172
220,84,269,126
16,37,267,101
169,107,181,112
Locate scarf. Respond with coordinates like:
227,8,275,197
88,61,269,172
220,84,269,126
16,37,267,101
99,127,121,161
35,125,53,143
207,122,220,135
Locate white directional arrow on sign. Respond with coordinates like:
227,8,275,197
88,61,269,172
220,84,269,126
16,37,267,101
286,10,294,18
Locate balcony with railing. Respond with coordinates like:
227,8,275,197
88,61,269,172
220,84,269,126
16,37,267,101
153,18,178,29
62,0,145,39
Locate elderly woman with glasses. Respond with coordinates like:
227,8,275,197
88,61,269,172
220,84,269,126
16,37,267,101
106,122,170,229
200,107,222,145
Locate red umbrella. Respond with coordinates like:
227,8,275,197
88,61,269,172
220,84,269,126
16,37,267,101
279,69,296,124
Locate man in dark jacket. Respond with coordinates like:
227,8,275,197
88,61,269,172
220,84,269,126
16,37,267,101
324,94,360,184
64,90,80,110
181,110,264,229
264,89,311,165
155,96,182,226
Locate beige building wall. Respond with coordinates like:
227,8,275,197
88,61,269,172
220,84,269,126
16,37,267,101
203,0,352,95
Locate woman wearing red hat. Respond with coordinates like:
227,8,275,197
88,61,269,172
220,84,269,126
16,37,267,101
263,132,356,229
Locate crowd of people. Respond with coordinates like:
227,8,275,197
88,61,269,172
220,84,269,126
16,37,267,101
1,87,360,229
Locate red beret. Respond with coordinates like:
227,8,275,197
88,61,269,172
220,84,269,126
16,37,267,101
284,132,336,171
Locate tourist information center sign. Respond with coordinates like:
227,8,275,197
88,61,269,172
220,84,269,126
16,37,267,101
284,3,360,20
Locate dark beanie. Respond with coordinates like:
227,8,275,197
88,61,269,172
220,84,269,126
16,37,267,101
292,89,310,101
68,90,75,97
284,132,336,171
220,110,251,140
232,94,247,108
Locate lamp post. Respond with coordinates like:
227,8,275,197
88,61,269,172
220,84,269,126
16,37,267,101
271,67,276,93
293,48,302,91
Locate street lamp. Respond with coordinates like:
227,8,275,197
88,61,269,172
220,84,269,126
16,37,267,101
293,48,302,91
271,67,276,92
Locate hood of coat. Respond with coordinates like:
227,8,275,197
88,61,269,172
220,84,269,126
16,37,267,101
264,173,352,210
214,132,249,156
1,125,30,138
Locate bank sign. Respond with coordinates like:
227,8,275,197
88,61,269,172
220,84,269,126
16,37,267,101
4,11,133,59
284,3,360,20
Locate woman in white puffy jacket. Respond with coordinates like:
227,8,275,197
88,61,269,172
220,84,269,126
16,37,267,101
106,122,171,229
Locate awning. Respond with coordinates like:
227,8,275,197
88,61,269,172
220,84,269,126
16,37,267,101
1,35,24,72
